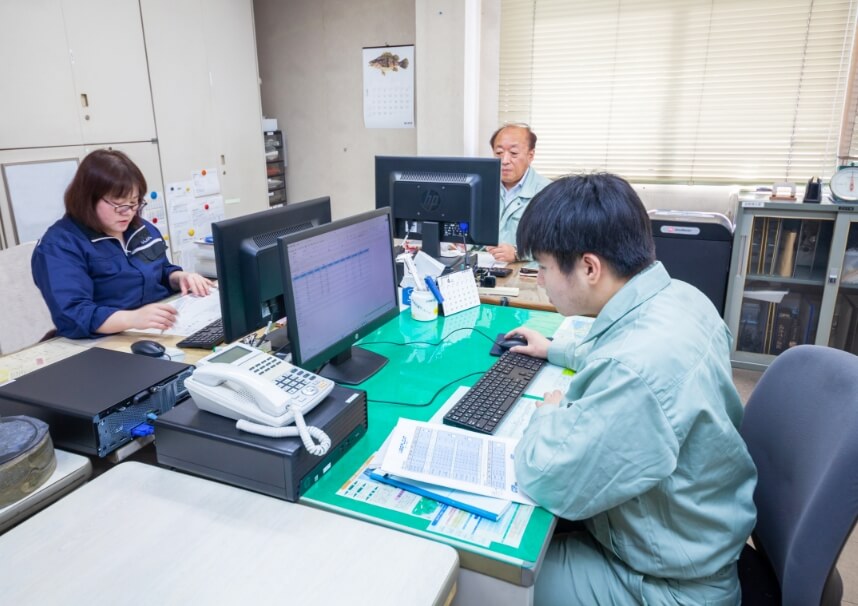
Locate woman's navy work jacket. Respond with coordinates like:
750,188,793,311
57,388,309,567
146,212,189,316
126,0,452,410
31,215,181,338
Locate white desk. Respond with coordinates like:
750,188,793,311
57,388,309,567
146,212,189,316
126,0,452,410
0,448,91,534
0,463,458,605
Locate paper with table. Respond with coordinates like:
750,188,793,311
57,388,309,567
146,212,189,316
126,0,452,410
379,418,535,505
126,291,221,337
370,434,512,520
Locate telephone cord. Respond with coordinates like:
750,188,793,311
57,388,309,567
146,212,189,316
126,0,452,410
235,406,331,456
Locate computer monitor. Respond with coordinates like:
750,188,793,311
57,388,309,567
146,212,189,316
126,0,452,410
212,197,332,344
374,156,501,264
277,208,400,385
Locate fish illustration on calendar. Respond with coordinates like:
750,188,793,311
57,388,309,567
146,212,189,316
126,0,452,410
368,51,409,76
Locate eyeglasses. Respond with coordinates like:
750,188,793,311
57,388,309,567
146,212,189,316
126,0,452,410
101,197,147,215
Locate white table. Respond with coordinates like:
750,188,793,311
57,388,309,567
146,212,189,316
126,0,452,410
0,463,458,605
0,448,91,533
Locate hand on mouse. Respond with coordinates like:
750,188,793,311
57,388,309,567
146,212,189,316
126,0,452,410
504,327,550,358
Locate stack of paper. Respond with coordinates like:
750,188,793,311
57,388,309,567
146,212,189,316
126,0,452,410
371,419,534,521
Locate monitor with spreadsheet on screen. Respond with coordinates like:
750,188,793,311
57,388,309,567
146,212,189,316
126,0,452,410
277,208,400,385
374,156,501,265
212,197,331,345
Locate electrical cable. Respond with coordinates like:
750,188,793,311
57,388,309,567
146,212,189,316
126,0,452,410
358,326,497,349
368,371,484,408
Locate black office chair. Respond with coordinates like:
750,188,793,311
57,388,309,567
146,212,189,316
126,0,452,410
738,345,858,605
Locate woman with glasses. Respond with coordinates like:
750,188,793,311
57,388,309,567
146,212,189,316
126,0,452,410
31,149,212,339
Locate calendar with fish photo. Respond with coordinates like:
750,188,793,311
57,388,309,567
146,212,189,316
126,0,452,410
363,45,415,129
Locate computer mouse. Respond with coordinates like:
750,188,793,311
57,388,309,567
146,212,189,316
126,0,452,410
130,339,166,358
497,334,528,351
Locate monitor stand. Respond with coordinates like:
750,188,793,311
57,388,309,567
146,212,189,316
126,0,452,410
267,326,292,355
420,221,477,274
319,346,388,385
439,252,478,275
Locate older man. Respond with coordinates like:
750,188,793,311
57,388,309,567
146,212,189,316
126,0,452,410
485,124,550,263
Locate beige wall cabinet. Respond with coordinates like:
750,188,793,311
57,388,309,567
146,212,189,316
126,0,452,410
141,0,267,219
0,0,266,250
0,0,156,150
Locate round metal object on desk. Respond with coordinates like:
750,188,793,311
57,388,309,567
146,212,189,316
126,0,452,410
0,416,57,507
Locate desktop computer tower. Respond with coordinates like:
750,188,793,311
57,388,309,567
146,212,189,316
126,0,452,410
154,384,367,501
0,348,193,457
650,212,734,317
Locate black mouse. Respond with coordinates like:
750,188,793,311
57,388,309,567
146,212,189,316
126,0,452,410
130,339,166,358
498,334,528,351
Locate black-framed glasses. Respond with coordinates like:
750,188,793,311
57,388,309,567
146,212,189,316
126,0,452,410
101,197,147,215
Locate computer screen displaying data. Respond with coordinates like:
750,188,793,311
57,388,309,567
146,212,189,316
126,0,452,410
279,208,399,384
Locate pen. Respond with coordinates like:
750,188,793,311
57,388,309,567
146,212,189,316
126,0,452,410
257,320,274,347
424,276,444,303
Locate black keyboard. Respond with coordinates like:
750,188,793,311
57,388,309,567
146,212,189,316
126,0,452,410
176,318,225,349
443,351,546,434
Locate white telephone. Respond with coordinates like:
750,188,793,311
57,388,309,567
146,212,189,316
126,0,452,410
185,343,334,456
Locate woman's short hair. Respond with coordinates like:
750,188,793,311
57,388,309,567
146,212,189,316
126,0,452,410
64,149,147,233
516,172,655,277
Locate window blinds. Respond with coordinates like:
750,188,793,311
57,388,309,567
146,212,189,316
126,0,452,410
499,0,858,185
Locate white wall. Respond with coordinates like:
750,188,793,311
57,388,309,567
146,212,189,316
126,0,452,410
253,0,418,220
253,0,507,219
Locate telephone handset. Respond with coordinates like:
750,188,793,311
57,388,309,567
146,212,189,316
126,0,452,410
185,343,334,455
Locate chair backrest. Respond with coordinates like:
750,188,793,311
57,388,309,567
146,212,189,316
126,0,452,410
740,345,858,605
0,242,55,355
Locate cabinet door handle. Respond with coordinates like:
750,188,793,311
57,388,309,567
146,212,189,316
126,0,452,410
738,235,748,277
828,267,839,284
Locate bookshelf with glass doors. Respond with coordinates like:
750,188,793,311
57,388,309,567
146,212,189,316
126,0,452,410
724,200,858,370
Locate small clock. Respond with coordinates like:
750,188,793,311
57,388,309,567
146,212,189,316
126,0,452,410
829,163,858,203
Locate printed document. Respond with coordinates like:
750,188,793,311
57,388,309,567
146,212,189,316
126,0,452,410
380,418,535,505
127,291,221,337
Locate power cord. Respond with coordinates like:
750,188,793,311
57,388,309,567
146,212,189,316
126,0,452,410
368,371,484,408
358,326,497,349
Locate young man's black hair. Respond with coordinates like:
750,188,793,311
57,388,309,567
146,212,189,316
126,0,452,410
516,173,655,277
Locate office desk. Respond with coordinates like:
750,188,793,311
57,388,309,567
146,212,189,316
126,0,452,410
0,462,459,605
479,263,555,312
301,305,563,605
82,331,212,365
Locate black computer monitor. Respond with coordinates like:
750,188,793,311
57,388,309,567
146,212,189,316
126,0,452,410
374,156,501,264
277,207,400,385
212,197,332,344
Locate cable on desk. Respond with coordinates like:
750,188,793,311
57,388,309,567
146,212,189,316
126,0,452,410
358,327,497,349
368,371,484,408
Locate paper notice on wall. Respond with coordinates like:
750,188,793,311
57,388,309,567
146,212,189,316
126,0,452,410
142,190,167,237
191,195,225,240
192,168,220,197
166,181,196,267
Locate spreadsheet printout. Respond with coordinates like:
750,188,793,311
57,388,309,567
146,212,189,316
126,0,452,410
380,419,534,505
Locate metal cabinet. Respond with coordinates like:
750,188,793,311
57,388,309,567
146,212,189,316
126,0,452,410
724,200,858,370
264,131,286,206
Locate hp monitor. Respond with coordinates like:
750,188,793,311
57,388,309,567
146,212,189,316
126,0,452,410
212,197,332,344
375,156,501,264
277,208,400,385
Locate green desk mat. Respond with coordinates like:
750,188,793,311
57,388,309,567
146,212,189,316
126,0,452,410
301,305,563,583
